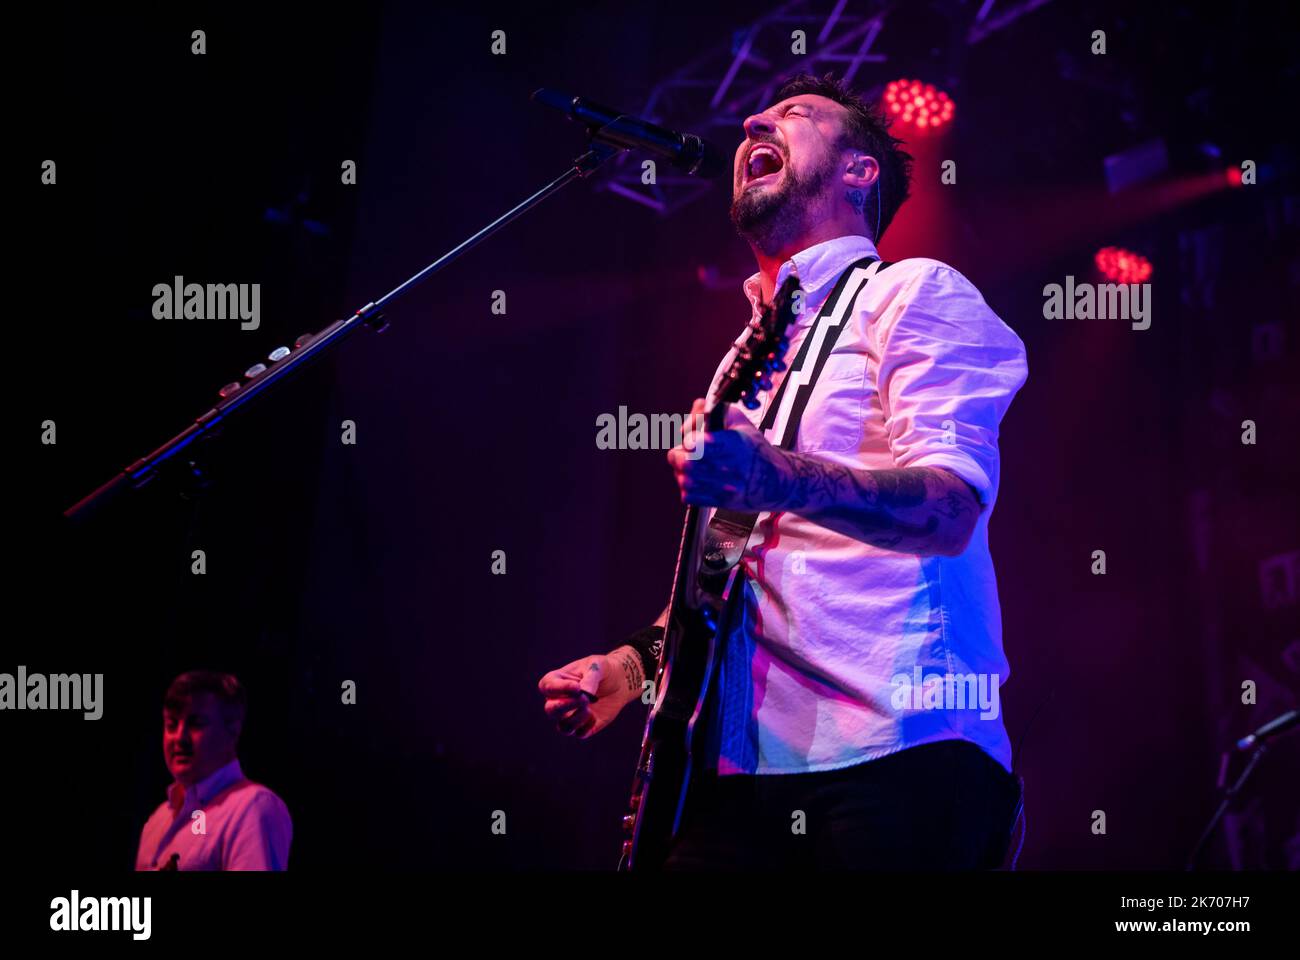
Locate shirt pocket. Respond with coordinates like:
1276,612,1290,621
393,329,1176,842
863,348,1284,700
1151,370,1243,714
796,353,867,452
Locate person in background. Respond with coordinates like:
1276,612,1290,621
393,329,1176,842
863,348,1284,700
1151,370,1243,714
136,670,292,871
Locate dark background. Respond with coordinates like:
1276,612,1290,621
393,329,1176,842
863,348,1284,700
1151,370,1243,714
12,0,1298,871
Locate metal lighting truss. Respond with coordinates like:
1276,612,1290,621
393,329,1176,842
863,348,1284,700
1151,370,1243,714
597,0,1052,216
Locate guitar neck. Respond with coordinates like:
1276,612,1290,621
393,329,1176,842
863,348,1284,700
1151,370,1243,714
704,399,730,433
665,503,703,633
661,399,732,631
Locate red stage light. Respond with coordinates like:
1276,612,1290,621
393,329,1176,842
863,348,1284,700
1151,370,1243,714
1226,166,1244,187
884,79,954,132
1094,246,1153,284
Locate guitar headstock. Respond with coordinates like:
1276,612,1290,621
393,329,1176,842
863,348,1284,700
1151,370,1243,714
713,274,801,413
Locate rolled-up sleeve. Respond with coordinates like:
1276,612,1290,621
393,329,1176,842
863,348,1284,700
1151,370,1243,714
874,262,1027,509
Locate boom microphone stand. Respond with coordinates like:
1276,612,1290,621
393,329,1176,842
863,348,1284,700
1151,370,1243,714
64,136,621,522
1185,709,1299,869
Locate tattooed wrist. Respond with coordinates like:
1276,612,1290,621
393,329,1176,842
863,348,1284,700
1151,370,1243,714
616,651,644,695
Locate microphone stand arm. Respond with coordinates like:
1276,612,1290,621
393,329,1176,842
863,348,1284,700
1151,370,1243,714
64,140,621,523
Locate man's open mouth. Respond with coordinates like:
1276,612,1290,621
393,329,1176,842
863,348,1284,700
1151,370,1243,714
744,144,785,187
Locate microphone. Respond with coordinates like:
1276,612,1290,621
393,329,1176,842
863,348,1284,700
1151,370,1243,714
532,88,727,179
1236,708,1298,751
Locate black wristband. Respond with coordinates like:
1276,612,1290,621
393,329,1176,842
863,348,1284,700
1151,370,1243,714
616,624,664,687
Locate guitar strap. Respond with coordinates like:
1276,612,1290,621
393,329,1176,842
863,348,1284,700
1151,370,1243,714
697,256,891,597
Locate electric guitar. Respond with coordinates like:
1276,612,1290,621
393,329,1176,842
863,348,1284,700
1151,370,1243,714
617,275,801,871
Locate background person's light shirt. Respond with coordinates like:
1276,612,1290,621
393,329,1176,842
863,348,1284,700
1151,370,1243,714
701,234,1028,776
135,758,292,870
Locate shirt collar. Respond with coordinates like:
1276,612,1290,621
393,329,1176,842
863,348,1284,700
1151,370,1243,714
168,757,244,810
742,234,880,322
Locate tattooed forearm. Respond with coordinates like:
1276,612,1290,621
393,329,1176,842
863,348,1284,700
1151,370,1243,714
933,488,970,521
746,452,979,556
672,402,980,554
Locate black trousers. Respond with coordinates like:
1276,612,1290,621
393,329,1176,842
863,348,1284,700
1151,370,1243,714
662,739,1022,870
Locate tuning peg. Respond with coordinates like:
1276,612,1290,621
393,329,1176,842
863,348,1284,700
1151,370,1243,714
757,375,773,390
771,358,787,372
742,394,761,410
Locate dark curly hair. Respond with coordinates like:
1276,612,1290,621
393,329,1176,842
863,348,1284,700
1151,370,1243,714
164,670,247,728
774,72,914,241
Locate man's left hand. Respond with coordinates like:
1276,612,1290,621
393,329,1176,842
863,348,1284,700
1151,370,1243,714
666,399,792,512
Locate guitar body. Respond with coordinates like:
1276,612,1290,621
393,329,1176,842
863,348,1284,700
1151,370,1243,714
617,274,801,872
617,500,733,872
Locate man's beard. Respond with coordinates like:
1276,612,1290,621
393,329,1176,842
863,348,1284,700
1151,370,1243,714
730,151,836,253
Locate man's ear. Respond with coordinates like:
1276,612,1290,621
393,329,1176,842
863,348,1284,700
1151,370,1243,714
843,153,880,190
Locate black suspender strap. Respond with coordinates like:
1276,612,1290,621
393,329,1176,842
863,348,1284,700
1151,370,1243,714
764,257,890,450
698,257,893,593
755,256,884,447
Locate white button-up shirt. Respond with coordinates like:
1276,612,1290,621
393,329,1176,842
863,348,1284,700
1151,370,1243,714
702,234,1028,776
135,758,292,870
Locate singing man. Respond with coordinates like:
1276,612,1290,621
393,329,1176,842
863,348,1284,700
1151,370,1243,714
540,73,1028,869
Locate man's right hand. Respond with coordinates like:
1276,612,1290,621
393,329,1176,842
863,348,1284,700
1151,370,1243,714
538,649,643,739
